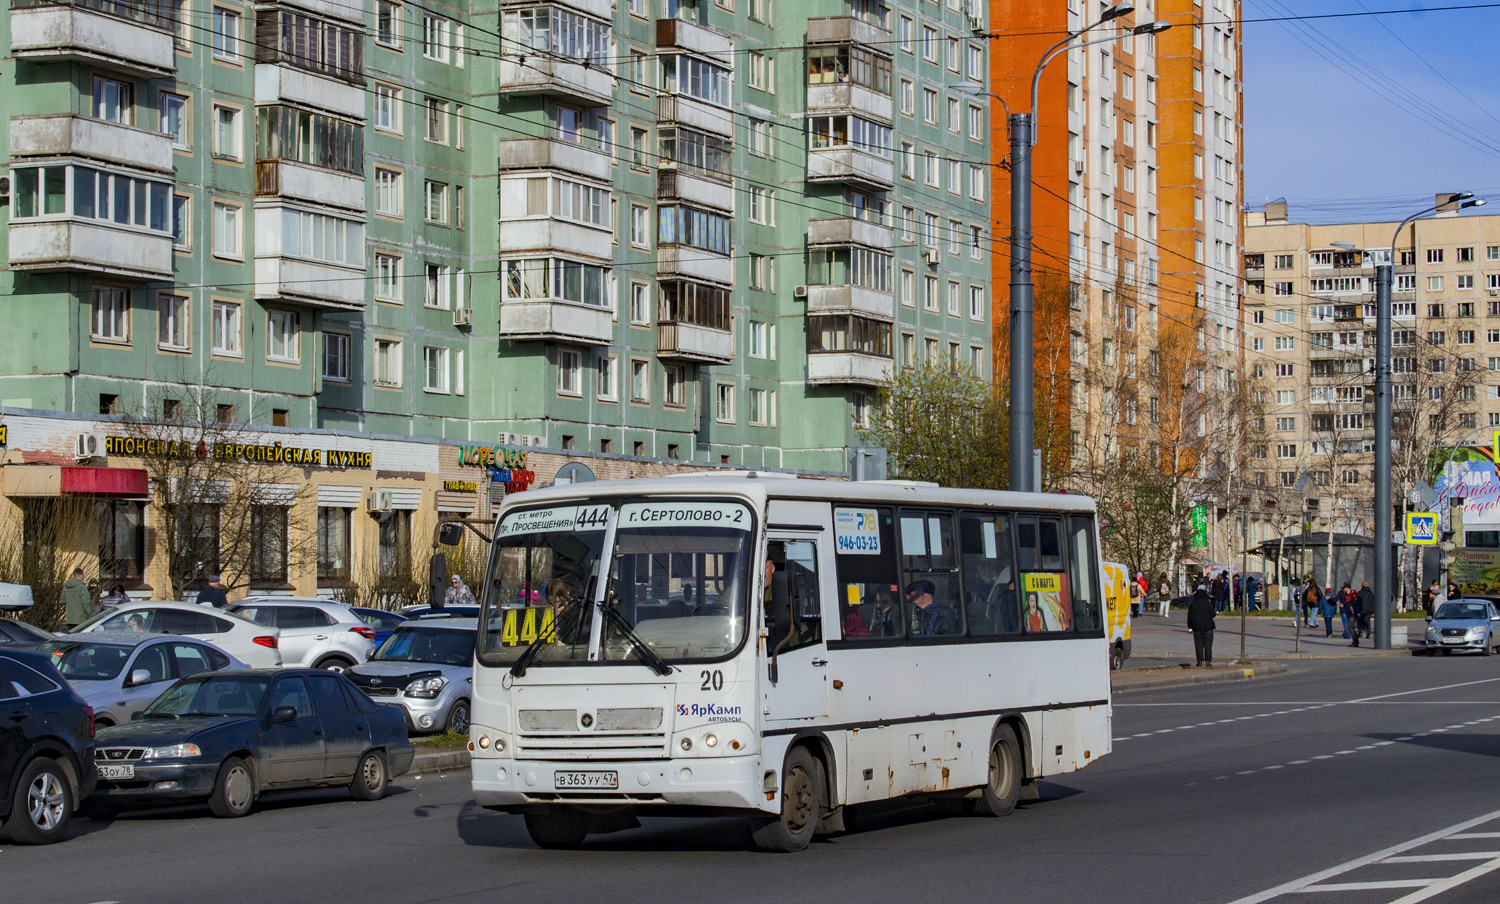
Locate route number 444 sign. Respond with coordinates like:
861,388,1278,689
1405,512,1438,545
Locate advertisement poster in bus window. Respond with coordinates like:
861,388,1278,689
1021,573,1071,632
833,508,881,555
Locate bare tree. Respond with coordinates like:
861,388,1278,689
0,497,95,630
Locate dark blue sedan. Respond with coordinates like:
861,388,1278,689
91,669,413,818
350,607,408,647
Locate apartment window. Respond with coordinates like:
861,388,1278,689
376,1,401,48
212,201,242,258
1276,417,1295,432
900,141,915,179
1275,363,1294,378
630,282,649,325
921,25,937,62
1427,248,1444,264
747,0,768,22
423,15,451,62
629,203,650,249
323,331,351,382
424,346,451,393
1273,282,1293,297
664,364,686,408
899,79,914,116
749,320,773,359
171,194,190,249
748,119,770,157
969,286,985,321
922,88,937,124
373,252,403,301
423,180,450,225
160,91,189,149
924,275,939,312
630,359,650,402
374,84,401,133
212,104,242,160
899,15,912,52
749,388,775,426
424,263,450,309
597,354,618,401
374,167,403,217
1459,329,1476,345
267,309,300,362
749,187,775,225
715,383,735,423
157,293,189,350
946,280,960,316
425,98,449,144
90,287,130,343
1458,275,1475,290
212,300,242,356
374,338,402,386
212,7,241,62
746,51,774,91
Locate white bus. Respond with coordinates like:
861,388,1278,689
468,473,1111,851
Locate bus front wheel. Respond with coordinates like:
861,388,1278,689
524,807,591,849
975,725,1021,817
750,747,821,853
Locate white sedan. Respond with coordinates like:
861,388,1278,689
71,602,283,668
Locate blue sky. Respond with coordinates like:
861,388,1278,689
1242,1,1500,223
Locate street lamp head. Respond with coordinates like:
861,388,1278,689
1329,241,1357,251
1462,198,1487,210
1132,21,1172,35
949,82,984,96
1100,2,1135,22
1444,191,1475,203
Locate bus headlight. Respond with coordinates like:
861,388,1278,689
680,737,693,751
704,733,718,748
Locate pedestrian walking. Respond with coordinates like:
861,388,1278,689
1308,582,1321,629
1336,583,1353,637
445,574,477,608
1187,587,1216,667
1320,587,1337,638
196,575,229,609
1347,582,1371,647
1158,576,1172,617
1247,575,1260,612
61,567,91,630
1358,581,1374,639
1424,580,1440,616
1302,579,1321,627
1212,571,1229,614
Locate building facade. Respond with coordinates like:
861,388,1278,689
0,0,992,598
986,0,1243,480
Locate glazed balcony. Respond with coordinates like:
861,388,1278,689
806,148,894,190
655,18,732,63
498,138,613,182
9,0,176,77
657,166,734,213
805,286,895,321
498,219,614,260
807,352,892,386
9,221,172,280
254,256,366,311
499,301,614,346
657,246,732,284
499,56,614,106
807,216,892,249
9,115,173,174
255,160,365,212
254,65,366,122
657,322,732,363
807,15,892,49
656,95,734,139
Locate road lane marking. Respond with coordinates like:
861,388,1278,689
1347,676,1500,703
1303,880,1432,891
1385,853,1500,863
1451,832,1500,839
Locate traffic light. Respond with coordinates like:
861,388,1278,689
1305,497,1320,510
1441,539,1458,569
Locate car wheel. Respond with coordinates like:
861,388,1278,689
207,757,256,819
750,746,820,853
524,807,592,849
445,699,471,734
975,724,1022,818
4,758,73,845
1484,637,1494,657
1110,644,1124,671
94,717,114,729
350,750,388,802
316,656,354,673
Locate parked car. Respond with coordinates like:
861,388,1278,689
346,620,476,734
0,617,53,650
397,604,482,621
1,649,96,844
226,599,375,670
37,634,248,726
351,608,407,647
91,669,413,818
1420,599,1500,655
71,602,282,669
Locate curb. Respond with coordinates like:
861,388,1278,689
410,748,470,775
1112,662,1289,693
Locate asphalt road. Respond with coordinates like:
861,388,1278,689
7,656,1500,904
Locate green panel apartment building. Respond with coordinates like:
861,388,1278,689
0,0,993,596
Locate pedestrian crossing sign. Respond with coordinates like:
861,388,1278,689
1405,512,1438,546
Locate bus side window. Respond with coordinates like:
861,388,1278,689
833,507,899,641
961,513,1019,636
1015,517,1039,572
898,510,963,637
767,540,823,652
1067,516,1103,632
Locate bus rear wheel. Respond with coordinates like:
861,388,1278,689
975,725,1021,818
524,807,592,849
750,747,820,853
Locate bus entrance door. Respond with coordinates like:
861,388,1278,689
762,531,831,729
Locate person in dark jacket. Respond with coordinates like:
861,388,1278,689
1186,587,1216,667
1347,582,1371,646
196,575,229,609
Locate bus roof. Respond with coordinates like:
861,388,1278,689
499,472,1097,516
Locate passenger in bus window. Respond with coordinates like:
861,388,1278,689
546,577,585,645
841,600,869,638
906,580,958,636
867,589,899,638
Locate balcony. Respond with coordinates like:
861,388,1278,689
499,300,614,346
807,352,892,386
274,0,362,24
9,115,173,174
806,84,893,124
255,65,366,121
805,286,894,321
502,0,610,16
256,160,364,212
498,219,613,260
657,322,732,363
807,216,892,249
254,256,366,312
807,15,892,48
8,0,175,77
657,166,734,212
499,56,614,106
656,95,733,139
807,148,894,189
9,220,172,279
657,246,732,285
498,137,612,182
655,18,733,63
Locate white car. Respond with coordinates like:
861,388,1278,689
228,598,375,670
37,632,249,726
71,602,282,668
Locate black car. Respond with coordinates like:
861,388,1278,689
0,617,53,650
92,669,414,818
1,649,97,844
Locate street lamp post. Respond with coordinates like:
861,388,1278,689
1331,192,1485,649
956,4,1168,493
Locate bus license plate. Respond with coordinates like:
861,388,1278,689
554,770,618,790
97,764,134,780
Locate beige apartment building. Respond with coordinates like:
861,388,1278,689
1242,200,1500,552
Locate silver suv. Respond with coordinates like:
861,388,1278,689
346,619,475,734
228,599,375,670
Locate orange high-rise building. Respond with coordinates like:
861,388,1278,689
988,1,1243,483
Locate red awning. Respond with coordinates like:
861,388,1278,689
60,467,149,497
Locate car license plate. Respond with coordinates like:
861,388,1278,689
97,764,135,780
554,770,618,790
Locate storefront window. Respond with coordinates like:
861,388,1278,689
317,507,352,582
379,510,412,579
177,505,220,585
250,506,289,585
98,500,144,582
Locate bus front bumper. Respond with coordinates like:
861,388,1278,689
471,754,767,813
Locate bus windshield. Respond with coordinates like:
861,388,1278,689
477,498,754,667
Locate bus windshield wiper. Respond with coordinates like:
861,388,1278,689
600,604,673,676
509,597,593,678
